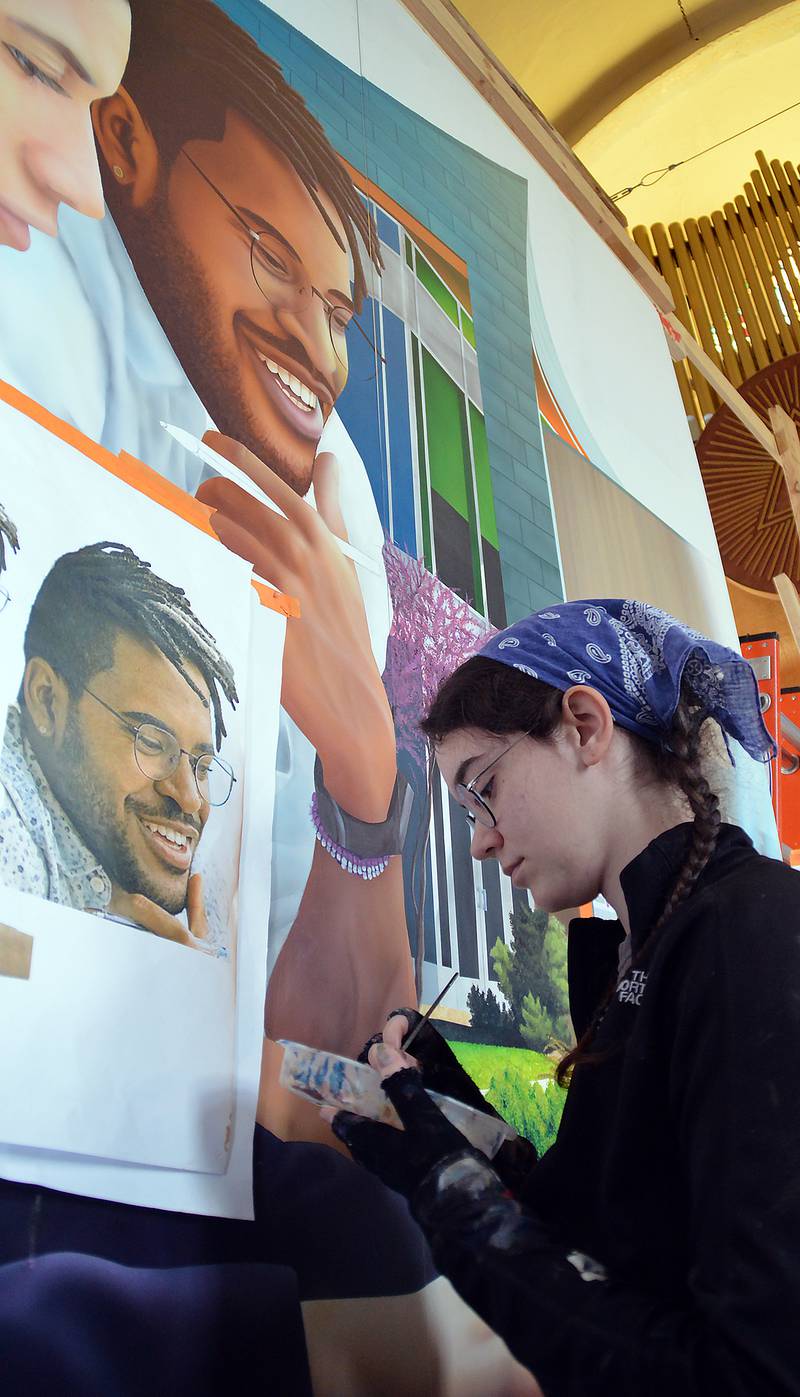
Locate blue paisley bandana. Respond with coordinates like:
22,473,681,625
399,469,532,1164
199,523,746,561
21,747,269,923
479,600,776,764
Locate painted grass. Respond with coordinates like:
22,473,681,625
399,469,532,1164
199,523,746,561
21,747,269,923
451,1041,555,1089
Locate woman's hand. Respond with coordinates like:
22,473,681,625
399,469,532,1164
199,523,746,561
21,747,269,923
326,1061,482,1201
354,1010,540,1200
358,1009,501,1116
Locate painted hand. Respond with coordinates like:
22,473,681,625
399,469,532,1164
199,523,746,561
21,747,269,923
196,433,396,822
109,871,212,952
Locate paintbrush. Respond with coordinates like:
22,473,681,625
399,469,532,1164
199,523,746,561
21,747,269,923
402,970,459,1053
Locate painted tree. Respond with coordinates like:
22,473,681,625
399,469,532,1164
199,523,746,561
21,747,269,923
492,902,572,1051
466,984,520,1045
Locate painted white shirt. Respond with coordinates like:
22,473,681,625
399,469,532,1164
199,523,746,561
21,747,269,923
0,209,391,972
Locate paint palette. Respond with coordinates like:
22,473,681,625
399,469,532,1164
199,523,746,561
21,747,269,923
278,1039,518,1159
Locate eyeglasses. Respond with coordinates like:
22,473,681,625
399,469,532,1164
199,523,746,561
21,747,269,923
180,149,385,377
84,689,236,808
0,586,8,614
455,730,532,830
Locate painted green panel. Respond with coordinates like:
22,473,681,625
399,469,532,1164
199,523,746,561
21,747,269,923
421,349,485,613
461,310,476,348
421,348,470,521
410,335,432,567
416,255,459,326
405,235,414,270
469,402,499,550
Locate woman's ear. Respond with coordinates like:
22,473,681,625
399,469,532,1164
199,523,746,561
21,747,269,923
561,686,614,767
92,85,159,209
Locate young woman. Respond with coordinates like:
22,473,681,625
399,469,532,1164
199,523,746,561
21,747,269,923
329,599,800,1397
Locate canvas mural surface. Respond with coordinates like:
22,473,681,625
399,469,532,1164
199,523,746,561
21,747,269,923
0,399,255,1170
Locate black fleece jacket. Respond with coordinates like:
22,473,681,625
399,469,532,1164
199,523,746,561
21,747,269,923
411,823,800,1396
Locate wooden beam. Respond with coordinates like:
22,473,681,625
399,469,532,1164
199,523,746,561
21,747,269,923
774,573,800,652
768,405,800,535
397,0,674,314
660,311,782,464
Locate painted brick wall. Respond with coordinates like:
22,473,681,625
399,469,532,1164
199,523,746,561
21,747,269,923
219,0,563,618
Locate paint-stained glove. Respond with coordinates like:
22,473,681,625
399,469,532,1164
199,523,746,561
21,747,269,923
357,1009,493,1113
332,1066,486,1202
357,1010,539,1199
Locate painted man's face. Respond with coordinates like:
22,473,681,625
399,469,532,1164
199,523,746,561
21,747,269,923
127,109,352,496
41,631,213,915
0,0,130,249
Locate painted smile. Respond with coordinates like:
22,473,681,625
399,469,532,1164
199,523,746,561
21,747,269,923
138,816,197,874
255,351,319,412
238,325,328,443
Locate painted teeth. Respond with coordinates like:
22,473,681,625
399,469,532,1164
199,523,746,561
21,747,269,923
143,820,189,850
256,352,318,411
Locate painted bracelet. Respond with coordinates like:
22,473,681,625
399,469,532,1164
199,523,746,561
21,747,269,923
310,793,391,879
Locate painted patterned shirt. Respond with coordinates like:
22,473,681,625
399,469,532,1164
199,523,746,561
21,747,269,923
0,704,112,911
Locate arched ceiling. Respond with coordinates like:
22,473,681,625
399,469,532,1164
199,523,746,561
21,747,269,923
455,0,800,228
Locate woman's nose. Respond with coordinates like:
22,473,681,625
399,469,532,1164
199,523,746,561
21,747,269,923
470,819,501,861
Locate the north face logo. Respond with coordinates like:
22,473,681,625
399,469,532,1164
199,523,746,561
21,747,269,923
617,969,647,1006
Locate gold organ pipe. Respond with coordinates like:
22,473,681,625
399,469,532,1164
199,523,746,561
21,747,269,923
756,152,800,248
667,222,718,417
767,157,800,244
734,193,796,357
685,217,741,382
637,156,800,425
698,214,757,379
742,180,800,350
711,209,768,371
748,172,800,340
723,201,783,363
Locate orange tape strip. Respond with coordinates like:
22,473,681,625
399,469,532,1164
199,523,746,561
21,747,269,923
0,379,299,619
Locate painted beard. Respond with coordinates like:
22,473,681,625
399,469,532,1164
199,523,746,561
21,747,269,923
48,713,199,916
121,186,324,497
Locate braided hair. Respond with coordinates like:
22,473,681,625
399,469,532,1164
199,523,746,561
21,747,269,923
0,502,19,575
553,681,721,1084
421,655,722,1084
23,543,238,747
109,0,382,311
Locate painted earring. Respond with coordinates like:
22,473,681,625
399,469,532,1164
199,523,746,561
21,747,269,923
112,164,125,181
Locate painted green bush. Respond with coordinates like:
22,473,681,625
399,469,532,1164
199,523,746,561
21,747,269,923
452,1041,567,1153
487,1070,565,1155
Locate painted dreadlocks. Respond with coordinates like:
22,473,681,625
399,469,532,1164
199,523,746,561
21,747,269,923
113,0,382,312
23,543,238,748
0,502,19,575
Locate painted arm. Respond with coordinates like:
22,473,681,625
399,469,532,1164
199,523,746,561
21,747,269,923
261,846,415,1143
195,434,416,1142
